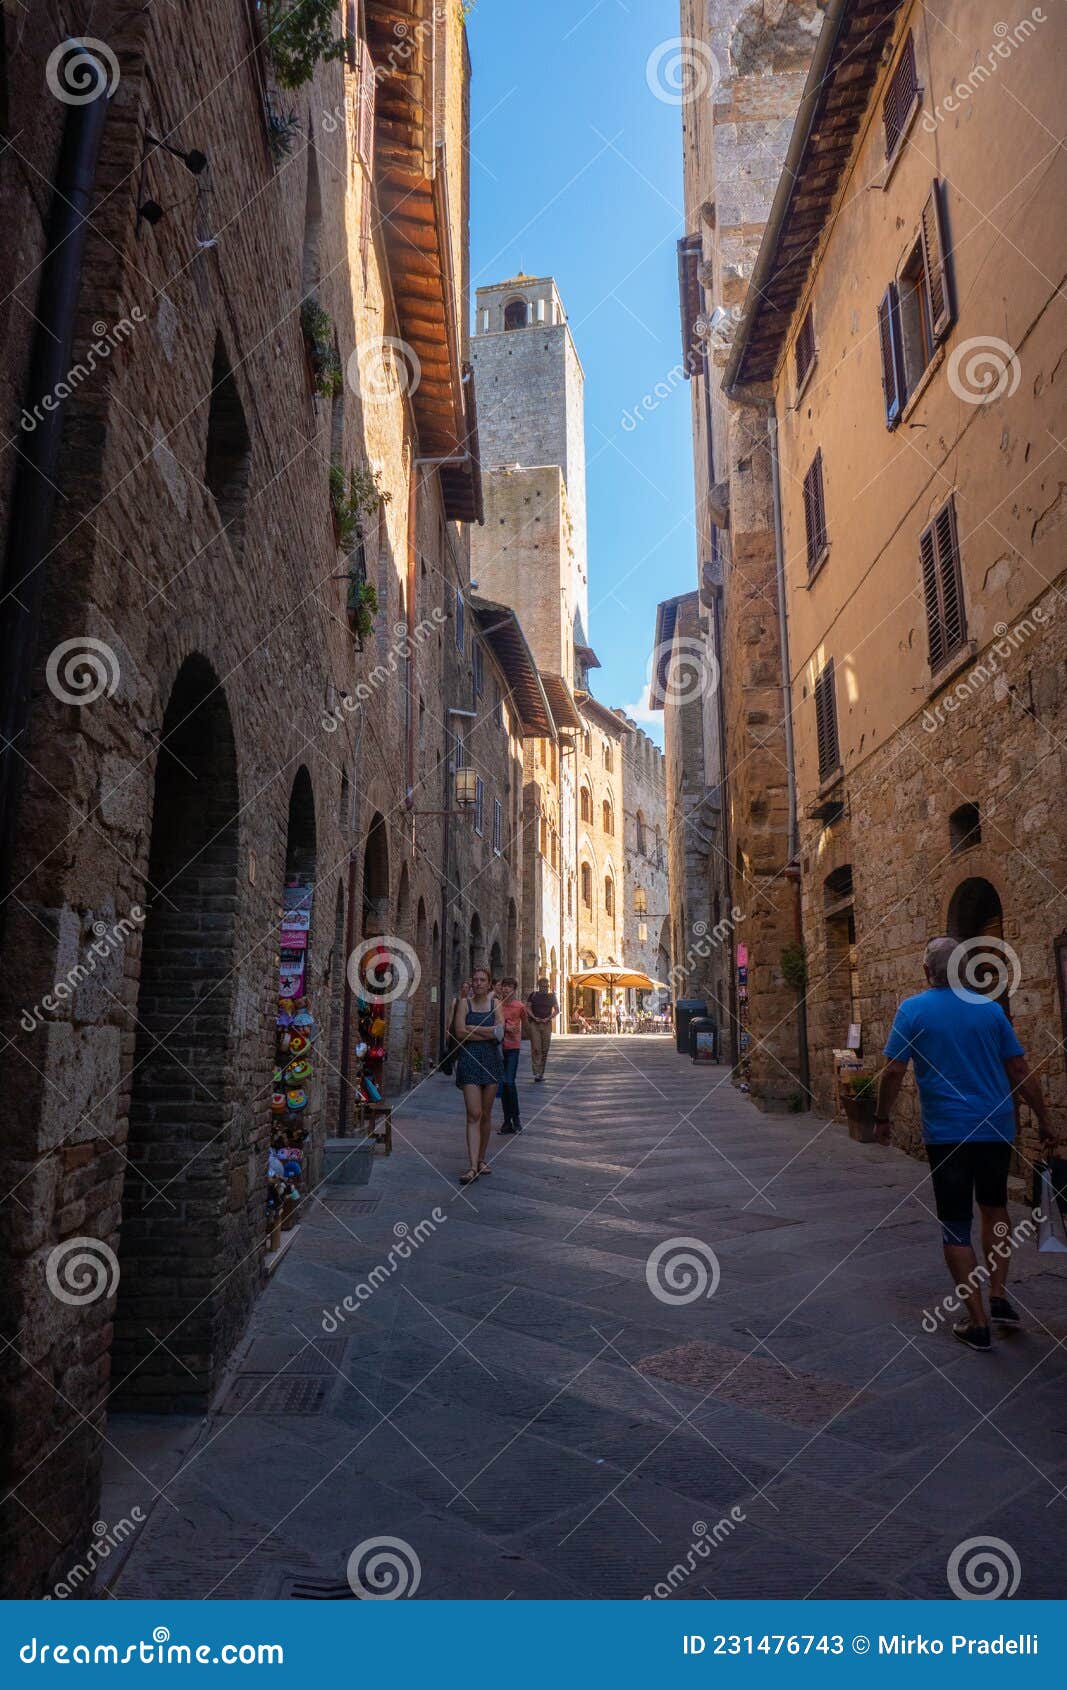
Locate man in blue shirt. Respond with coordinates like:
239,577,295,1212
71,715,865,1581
876,936,1054,1351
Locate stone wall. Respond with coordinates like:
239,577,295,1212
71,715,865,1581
0,0,485,1597
618,719,671,986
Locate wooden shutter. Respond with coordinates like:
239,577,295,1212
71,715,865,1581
883,31,918,158
877,284,904,427
920,179,953,342
356,33,376,174
920,496,966,671
803,450,828,572
795,308,815,390
814,659,840,783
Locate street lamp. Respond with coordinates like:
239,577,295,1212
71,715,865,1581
454,767,479,808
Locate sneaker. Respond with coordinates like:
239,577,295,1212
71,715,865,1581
990,1296,1022,1328
952,1320,991,1353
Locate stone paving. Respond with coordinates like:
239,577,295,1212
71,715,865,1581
108,1036,1067,1600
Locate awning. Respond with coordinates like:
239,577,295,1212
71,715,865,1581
366,3,465,459
571,966,667,992
539,673,584,732
468,597,556,738
438,363,484,524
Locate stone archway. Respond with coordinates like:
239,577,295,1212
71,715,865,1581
113,656,240,1407
362,812,389,937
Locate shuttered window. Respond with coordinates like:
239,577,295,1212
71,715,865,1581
883,31,918,159
794,307,816,392
920,179,953,340
877,283,904,427
803,450,829,574
920,496,967,672
355,30,376,175
876,180,954,427
492,798,502,852
814,659,840,784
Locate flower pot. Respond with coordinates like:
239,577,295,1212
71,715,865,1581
843,1094,879,1143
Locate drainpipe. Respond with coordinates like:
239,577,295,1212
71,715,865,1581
404,450,418,810
0,45,111,931
767,405,811,1102
701,346,737,1064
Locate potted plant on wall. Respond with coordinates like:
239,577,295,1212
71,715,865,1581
300,298,343,397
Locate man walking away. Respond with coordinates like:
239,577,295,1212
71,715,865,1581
496,977,526,1133
526,976,559,1082
877,936,1055,1352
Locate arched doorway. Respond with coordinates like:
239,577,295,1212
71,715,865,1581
114,656,240,1405
947,877,1008,1004
362,812,389,936
948,876,1004,941
469,911,483,978
489,937,504,982
506,899,518,973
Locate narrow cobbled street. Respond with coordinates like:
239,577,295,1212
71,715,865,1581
109,1039,1067,1601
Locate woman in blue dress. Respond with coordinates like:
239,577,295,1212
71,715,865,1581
453,967,504,1184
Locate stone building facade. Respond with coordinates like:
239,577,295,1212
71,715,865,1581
656,0,823,1099
573,699,628,1002
617,716,671,989
471,273,669,1018
725,0,1067,1153
0,0,507,1598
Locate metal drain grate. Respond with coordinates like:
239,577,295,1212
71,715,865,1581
280,1577,355,1599
218,1373,335,1415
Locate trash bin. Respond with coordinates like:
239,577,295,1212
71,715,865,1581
675,998,707,1055
688,1016,718,1063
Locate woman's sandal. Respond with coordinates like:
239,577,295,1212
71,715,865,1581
459,1168,479,1185
477,1161,492,1176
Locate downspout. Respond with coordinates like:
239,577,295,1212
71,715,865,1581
767,405,811,1103
0,45,111,932
404,450,418,810
701,347,737,1064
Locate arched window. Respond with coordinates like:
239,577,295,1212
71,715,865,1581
603,742,613,772
582,729,592,758
579,783,592,824
580,863,592,908
602,797,614,835
604,875,615,918
635,809,647,855
504,298,527,331
634,887,647,916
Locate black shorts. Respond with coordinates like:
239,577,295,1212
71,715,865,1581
927,1140,1012,1241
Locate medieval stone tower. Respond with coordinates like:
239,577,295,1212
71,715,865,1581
470,275,589,678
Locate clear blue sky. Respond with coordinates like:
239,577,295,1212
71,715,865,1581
466,0,697,743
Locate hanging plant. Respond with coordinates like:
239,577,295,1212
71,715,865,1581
780,940,807,994
330,462,389,549
266,103,301,161
348,577,378,647
259,0,347,91
300,298,342,396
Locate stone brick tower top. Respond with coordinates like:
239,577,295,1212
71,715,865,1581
471,273,588,624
